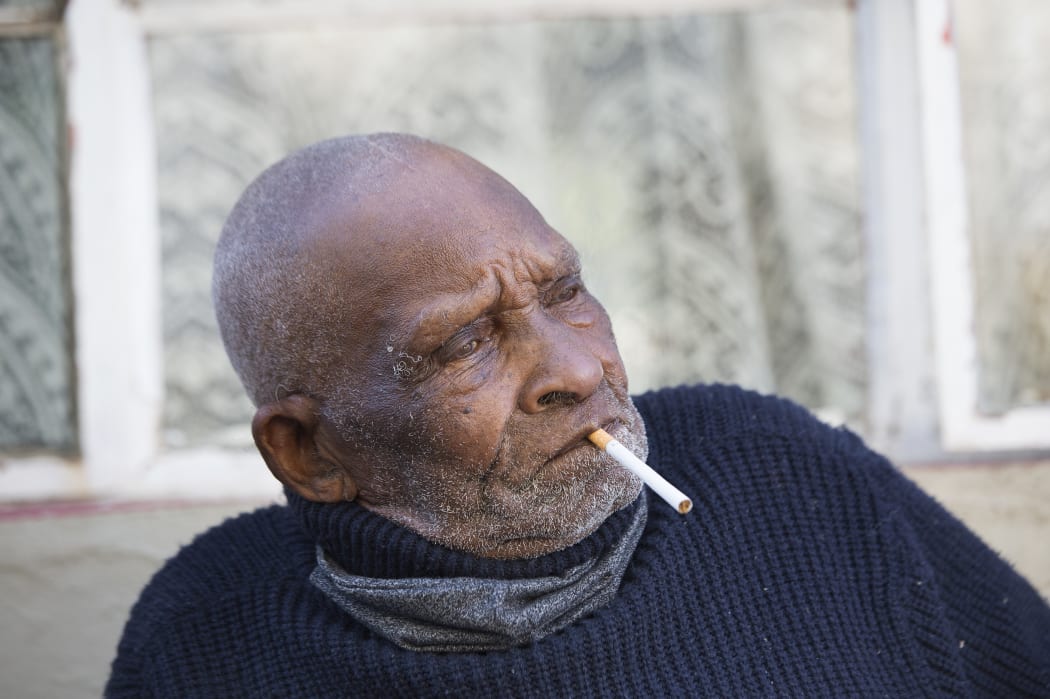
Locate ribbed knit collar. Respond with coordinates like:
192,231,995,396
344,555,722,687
286,488,647,580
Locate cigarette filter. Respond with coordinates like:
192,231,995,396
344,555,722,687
588,428,692,514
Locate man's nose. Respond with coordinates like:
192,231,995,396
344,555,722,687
518,328,605,414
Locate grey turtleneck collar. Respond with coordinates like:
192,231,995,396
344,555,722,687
310,492,648,653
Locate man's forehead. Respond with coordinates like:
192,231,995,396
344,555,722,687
441,224,579,276
306,149,561,262
292,140,584,345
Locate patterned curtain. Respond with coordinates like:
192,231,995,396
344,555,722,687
151,8,866,448
0,37,75,451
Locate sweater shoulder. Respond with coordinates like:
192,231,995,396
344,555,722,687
145,504,307,602
630,384,875,520
630,383,892,529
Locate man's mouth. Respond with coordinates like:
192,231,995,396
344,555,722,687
545,417,623,462
525,417,633,490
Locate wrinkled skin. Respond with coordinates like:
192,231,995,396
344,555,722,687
253,142,645,558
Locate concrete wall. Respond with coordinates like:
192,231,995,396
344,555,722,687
1,462,1048,699
908,461,1050,595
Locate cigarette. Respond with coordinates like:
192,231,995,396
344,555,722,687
588,428,692,514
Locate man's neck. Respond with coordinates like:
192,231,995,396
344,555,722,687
286,487,647,581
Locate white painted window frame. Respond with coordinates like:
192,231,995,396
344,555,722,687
856,0,941,463
1,0,277,501
1,0,1045,502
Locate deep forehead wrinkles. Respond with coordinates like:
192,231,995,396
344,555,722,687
497,239,580,306
399,233,580,352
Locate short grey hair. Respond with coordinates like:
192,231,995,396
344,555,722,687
212,133,430,407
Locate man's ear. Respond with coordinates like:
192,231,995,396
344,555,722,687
252,394,358,503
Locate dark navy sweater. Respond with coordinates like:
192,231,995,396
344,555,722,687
107,384,1050,697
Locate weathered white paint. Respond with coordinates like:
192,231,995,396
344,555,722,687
0,6,60,28
0,457,88,500
127,450,282,500
855,0,942,462
66,0,165,494
137,0,842,34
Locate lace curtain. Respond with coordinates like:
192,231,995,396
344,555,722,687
0,37,74,451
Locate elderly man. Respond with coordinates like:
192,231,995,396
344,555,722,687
108,134,1050,697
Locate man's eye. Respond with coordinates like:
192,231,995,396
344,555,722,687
451,338,482,359
551,283,581,304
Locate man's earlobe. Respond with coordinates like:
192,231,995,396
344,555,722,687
252,395,357,503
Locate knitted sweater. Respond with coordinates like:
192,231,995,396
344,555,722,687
106,384,1050,697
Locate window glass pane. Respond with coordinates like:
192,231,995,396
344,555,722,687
0,38,75,452
151,7,864,447
956,0,1050,414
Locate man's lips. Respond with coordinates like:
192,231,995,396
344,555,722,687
499,415,635,494
545,417,624,463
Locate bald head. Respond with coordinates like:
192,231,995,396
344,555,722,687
213,133,488,407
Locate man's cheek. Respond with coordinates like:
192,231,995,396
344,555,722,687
443,370,517,423
442,401,507,463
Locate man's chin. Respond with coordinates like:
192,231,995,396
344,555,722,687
479,469,643,559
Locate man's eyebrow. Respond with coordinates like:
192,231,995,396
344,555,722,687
401,278,500,351
524,244,581,286
554,245,582,276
